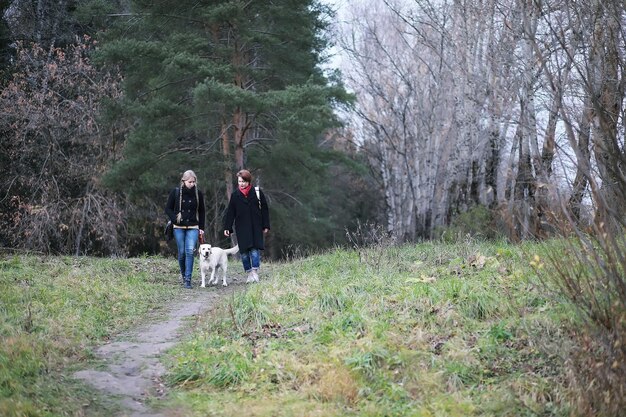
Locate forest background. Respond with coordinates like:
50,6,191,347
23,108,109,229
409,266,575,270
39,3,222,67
0,1,625,415
0,0,623,260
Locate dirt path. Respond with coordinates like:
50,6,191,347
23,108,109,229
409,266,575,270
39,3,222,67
73,279,246,417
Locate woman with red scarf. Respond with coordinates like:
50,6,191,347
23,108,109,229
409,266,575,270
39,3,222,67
223,169,270,282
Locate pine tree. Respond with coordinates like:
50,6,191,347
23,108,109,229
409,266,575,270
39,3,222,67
94,0,356,253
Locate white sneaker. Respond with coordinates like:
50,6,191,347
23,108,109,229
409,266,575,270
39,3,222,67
246,271,255,283
252,269,259,282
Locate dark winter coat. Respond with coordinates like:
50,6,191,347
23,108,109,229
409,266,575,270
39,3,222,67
223,187,270,251
165,186,205,230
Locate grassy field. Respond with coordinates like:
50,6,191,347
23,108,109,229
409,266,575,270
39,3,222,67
163,240,575,417
1,241,577,416
0,254,181,416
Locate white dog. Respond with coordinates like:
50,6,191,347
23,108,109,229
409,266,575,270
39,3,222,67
199,244,239,287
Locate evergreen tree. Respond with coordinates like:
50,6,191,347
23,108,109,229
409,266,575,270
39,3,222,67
94,0,358,255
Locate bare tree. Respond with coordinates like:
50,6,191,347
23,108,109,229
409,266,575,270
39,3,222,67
0,38,127,255
339,0,519,239
3,0,78,48
337,0,609,241
530,2,626,413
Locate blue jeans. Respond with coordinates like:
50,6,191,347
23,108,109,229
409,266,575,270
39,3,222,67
174,228,199,279
241,248,260,272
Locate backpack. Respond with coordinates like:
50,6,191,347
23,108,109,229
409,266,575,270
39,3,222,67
255,186,261,209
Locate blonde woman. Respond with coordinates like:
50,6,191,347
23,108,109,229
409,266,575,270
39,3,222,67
165,170,205,288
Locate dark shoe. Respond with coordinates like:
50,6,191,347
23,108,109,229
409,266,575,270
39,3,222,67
184,277,192,289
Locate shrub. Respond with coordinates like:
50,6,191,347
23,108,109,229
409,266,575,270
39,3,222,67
435,205,501,242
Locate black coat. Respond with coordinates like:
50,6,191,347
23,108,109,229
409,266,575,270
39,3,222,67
165,186,205,230
223,187,270,251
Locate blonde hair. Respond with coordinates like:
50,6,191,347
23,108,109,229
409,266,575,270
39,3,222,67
176,170,199,224
181,170,197,184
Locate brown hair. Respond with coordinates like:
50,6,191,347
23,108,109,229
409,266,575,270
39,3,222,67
236,169,252,183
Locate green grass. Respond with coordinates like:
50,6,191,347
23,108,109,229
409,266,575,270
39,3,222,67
1,241,579,416
162,241,577,417
0,254,180,416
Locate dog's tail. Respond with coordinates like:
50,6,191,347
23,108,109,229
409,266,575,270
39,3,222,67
225,244,239,255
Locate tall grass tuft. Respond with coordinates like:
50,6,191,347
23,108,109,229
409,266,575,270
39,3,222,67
167,336,252,388
230,287,275,330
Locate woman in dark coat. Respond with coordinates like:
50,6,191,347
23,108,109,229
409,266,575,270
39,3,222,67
165,169,205,288
223,169,270,283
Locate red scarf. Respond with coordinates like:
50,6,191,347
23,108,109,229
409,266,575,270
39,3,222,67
239,184,252,197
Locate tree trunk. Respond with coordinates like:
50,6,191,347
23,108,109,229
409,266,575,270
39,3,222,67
512,0,540,239
513,106,536,240
567,104,592,222
233,107,246,170
483,117,500,208
589,3,625,226
221,120,232,200
535,95,559,235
